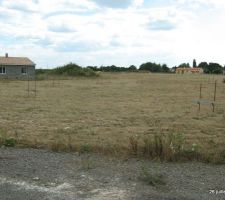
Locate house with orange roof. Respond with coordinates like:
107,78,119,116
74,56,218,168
0,53,35,79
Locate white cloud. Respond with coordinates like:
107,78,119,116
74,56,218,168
0,0,225,68
1,0,38,12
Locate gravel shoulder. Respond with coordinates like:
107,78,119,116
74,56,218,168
0,148,224,200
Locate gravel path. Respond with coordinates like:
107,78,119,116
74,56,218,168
0,148,224,200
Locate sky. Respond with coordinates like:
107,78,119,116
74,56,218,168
0,0,225,68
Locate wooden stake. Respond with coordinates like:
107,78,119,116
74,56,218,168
35,75,37,97
214,81,217,102
27,74,30,97
212,81,217,112
199,83,202,111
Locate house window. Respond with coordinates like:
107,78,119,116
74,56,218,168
0,67,6,74
21,67,27,75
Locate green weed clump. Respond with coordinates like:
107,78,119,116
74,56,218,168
0,129,17,147
0,136,17,148
79,144,92,154
4,138,17,147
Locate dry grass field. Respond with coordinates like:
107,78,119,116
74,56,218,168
0,73,225,162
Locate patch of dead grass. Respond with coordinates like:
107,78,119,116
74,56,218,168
0,73,225,162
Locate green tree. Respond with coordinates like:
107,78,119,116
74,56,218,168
193,59,197,68
208,63,223,74
198,62,208,69
178,63,190,68
128,65,137,71
198,62,223,74
139,62,162,72
162,64,170,73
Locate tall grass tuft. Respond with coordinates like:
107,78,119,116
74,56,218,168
129,135,139,155
139,132,201,161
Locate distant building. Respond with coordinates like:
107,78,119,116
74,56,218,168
0,53,35,79
176,67,203,74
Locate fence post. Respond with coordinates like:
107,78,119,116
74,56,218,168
212,80,217,112
198,83,202,111
27,74,30,97
35,75,37,97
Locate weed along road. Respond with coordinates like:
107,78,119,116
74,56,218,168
0,148,225,200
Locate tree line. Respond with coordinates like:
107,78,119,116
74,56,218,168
36,60,225,75
88,60,225,74
87,62,170,73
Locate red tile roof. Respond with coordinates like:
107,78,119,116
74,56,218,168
0,56,35,66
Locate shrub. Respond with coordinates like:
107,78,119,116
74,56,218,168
35,63,99,78
35,69,51,75
51,63,98,77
